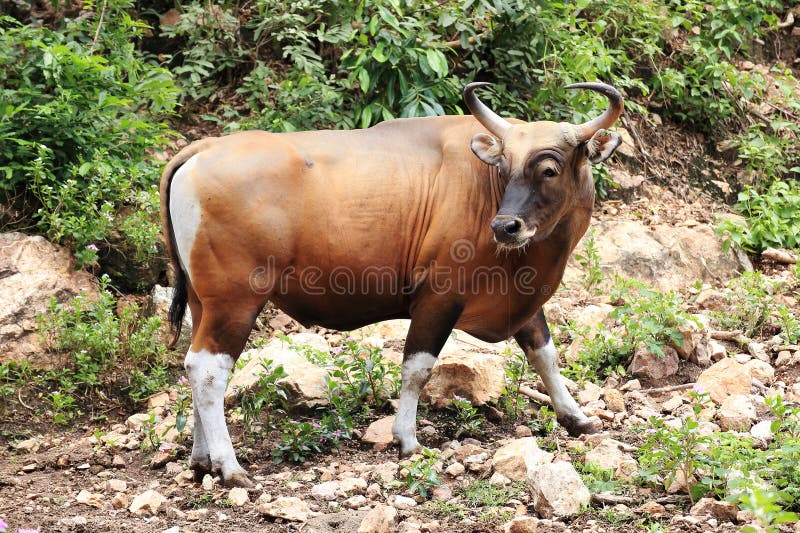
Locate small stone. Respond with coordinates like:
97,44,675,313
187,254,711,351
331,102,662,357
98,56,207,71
228,487,249,507
604,389,626,413
187,508,209,521
490,472,511,486
147,391,171,410
750,420,774,442
515,425,533,438
578,382,603,405
112,454,127,468
201,474,215,491
357,504,398,533
716,394,756,431
636,501,666,516
165,462,184,476
745,359,774,384
371,462,400,485
696,358,751,404
22,462,38,472
689,497,738,522
629,345,679,380
390,495,417,510
255,496,310,522
75,489,104,508
311,481,340,501
445,462,465,477
584,439,638,480
707,340,727,362
56,454,70,468
344,495,367,509
111,493,129,510
662,395,684,412
620,379,641,391
503,516,540,533
129,489,166,516
529,462,590,518
432,485,453,501
106,479,128,493
363,416,396,451
14,437,41,454
492,437,553,481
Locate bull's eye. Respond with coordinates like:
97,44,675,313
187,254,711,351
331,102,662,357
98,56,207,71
542,167,557,178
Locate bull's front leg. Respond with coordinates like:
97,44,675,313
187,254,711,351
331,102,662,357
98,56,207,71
393,300,464,457
514,309,598,436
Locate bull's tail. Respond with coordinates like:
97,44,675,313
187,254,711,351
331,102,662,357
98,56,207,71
159,138,215,349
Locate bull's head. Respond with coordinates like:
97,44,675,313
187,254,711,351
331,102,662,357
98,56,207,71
464,82,623,249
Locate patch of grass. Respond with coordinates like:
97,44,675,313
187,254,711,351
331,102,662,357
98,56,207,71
459,480,527,509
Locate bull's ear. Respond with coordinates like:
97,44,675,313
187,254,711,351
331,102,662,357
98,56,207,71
587,129,622,164
471,132,504,166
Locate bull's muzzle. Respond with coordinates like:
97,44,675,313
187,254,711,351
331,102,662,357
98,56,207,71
491,215,536,248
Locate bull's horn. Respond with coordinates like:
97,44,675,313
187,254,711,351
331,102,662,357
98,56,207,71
463,82,512,139
565,82,624,142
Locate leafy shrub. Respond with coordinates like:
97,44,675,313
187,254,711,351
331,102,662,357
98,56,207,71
0,7,177,272
37,275,168,400
400,447,442,497
238,360,289,438
711,271,792,338
447,394,486,439
718,180,800,253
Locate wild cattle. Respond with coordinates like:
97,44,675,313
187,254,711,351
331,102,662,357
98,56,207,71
160,82,623,487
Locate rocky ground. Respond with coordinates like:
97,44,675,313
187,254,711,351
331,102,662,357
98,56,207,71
2,177,800,533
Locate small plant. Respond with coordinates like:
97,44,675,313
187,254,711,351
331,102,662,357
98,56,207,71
401,447,442,498
580,461,619,493
460,479,528,508
499,348,529,421
171,376,192,435
737,484,798,533
49,391,78,425
638,389,713,503
272,419,323,464
712,271,779,337
574,228,603,293
140,412,162,452
237,360,288,438
447,395,486,440
530,405,557,436
326,337,401,418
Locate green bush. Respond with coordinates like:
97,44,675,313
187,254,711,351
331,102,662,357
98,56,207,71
37,275,168,400
0,6,177,271
718,180,800,253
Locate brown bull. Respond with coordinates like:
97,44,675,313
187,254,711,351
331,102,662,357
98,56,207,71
160,82,623,487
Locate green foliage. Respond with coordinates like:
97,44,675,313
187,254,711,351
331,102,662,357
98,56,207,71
574,227,603,294
49,391,79,425
326,337,401,418
36,275,168,400
400,447,442,498
718,180,800,254
447,395,486,440
0,7,177,271
499,348,530,421
565,277,697,382
271,410,353,463
712,271,781,338
460,479,527,508
580,461,619,494
639,392,800,521
238,360,289,438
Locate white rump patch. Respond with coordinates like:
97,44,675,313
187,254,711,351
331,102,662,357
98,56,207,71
170,155,202,279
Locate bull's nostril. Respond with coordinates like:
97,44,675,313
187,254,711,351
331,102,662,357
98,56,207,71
504,219,521,235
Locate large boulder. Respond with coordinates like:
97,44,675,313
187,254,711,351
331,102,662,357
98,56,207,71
225,334,331,408
564,220,741,291
0,232,98,367
421,340,506,407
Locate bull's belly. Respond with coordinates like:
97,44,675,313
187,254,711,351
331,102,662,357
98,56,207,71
270,292,410,331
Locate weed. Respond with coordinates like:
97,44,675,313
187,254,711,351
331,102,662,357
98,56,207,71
499,348,530,421
460,480,527,508
401,448,441,498
237,360,288,438
49,392,78,425
574,228,603,294
580,461,619,494
447,395,486,440
712,271,779,337
171,376,192,435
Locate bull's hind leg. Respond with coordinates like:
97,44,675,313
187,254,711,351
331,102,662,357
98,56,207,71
515,309,597,436
393,299,463,457
186,297,261,487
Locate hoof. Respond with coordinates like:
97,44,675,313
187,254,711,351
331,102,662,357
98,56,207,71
559,414,599,437
190,461,213,482
396,439,422,458
223,471,254,488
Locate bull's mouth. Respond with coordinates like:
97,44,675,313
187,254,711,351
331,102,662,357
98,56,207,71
495,227,537,252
